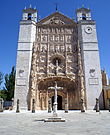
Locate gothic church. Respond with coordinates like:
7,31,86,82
14,6,103,111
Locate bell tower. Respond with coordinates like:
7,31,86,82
77,7,91,21
77,7,103,110
22,6,37,22
14,6,37,110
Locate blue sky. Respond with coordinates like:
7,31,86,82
0,0,110,80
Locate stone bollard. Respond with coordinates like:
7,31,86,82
65,98,68,113
48,98,52,113
108,98,110,112
80,99,85,113
16,99,20,113
32,99,35,113
0,98,4,112
96,98,100,112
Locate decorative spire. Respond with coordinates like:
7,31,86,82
34,6,36,10
29,4,32,8
82,4,84,8
24,6,26,10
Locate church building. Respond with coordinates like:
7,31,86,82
14,6,103,111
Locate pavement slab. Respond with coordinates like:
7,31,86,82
0,110,110,135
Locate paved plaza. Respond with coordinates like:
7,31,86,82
0,110,110,135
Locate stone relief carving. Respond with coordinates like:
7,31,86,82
40,44,47,52
41,28,47,34
41,35,47,43
90,69,95,77
66,35,71,43
89,78,99,85
19,70,25,77
36,35,41,42
34,26,78,77
49,17,64,25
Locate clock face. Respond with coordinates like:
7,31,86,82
84,26,92,34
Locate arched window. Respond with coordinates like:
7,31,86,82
82,14,86,20
52,57,61,66
28,13,32,20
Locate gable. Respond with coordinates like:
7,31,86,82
37,12,76,25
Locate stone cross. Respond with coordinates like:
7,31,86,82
54,3,59,11
32,99,35,113
16,99,20,113
48,81,63,116
96,98,100,112
48,98,52,113
0,98,4,112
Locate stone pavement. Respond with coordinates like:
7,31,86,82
0,110,110,135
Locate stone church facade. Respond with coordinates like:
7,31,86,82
14,7,103,111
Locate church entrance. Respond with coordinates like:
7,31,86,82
52,95,62,110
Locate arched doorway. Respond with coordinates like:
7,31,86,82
52,95,62,110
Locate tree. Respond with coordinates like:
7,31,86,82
0,90,7,100
4,66,16,101
0,72,3,88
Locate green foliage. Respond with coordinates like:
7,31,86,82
4,66,16,101
0,90,7,100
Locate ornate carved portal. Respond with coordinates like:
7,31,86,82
29,77,80,110
29,77,81,110
29,13,86,110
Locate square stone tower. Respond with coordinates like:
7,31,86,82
77,7,103,109
14,7,37,110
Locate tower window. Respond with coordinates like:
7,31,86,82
82,14,86,20
28,13,32,20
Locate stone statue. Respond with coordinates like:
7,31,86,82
55,59,59,75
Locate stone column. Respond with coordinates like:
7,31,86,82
65,92,68,113
80,99,85,112
47,34,49,75
78,40,86,112
29,43,37,110
48,98,52,113
16,99,20,113
53,86,58,115
36,84,39,110
108,98,110,112
65,98,68,113
96,98,100,112
0,98,4,112
32,99,35,113
46,90,48,109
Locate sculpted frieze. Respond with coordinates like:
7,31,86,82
41,35,48,43
36,34,41,42
66,35,72,43
49,17,64,25
40,44,47,52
